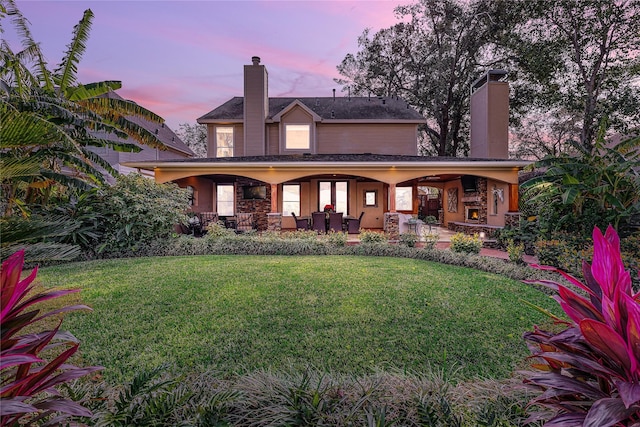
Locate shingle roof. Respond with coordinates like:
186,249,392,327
198,96,426,122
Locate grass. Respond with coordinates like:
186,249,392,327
36,255,560,384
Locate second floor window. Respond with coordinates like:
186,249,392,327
285,124,310,150
216,127,234,157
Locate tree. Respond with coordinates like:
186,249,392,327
0,1,173,262
0,1,170,215
491,0,640,152
509,108,581,160
336,0,494,156
176,123,207,158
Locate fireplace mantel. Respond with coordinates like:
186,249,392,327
462,196,481,204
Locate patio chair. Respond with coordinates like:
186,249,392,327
291,212,309,230
235,213,255,232
328,212,343,232
347,211,364,234
312,211,326,233
199,211,218,228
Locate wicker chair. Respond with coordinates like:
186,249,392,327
235,213,255,232
312,212,326,233
347,211,364,234
328,212,343,232
199,212,219,228
291,212,309,230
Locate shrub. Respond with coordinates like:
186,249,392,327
95,174,190,256
449,233,482,254
0,250,102,425
359,230,388,244
421,232,439,250
399,232,419,247
506,239,525,265
522,225,640,425
204,221,236,240
322,230,348,246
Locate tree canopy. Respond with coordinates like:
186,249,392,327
337,0,640,157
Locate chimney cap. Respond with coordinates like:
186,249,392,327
471,69,508,91
251,56,261,65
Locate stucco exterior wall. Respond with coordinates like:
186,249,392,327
470,81,509,159
486,178,508,227
175,176,214,213
316,123,418,155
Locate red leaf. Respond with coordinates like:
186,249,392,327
591,226,629,299
623,293,640,372
0,354,43,370
544,413,586,426
558,285,603,323
581,319,632,375
584,397,638,427
1,251,38,323
0,397,37,416
10,289,82,318
33,397,93,417
616,381,640,409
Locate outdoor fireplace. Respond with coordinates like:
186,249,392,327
465,206,480,223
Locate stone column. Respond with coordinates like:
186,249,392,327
504,212,521,228
384,212,399,241
267,213,282,231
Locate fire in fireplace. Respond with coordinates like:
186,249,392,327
465,206,480,223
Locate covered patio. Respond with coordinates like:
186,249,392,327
125,154,529,239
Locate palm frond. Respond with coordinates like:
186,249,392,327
67,80,122,101
54,8,93,92
0,154,43,181
81,96,164,124
0,242,81,264
3,0,54,91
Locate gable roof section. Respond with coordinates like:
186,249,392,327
271,99,322,122
198,96,426,124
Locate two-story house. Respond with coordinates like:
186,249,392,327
125,56,529,236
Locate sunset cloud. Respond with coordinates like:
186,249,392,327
6,0,407,128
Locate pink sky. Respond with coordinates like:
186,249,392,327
7,0,409,130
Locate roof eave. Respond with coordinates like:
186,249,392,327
123,159,531,171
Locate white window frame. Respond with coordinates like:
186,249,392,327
282,184,301,216
284,124,311,151
216,126,234,158
216,184,235,216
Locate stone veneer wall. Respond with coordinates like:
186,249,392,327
504,212,521,228
460,177,488,223
235,177,271,231
267,213,282,231
384,212,399,241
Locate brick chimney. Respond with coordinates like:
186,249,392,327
243,56,268,156
470,70,509,159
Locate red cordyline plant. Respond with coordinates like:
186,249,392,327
523,225,640,426
1,250,102,426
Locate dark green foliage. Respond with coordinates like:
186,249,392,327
94,174,190,255
73,368,536,426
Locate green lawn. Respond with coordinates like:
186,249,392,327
38,255,560,383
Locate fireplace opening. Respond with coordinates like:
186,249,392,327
465,206,480,223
